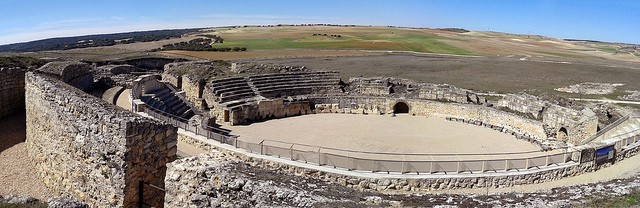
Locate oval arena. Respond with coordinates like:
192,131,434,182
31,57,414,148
128,61,638,176
5,60,639,207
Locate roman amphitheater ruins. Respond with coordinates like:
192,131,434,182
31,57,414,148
1,59,639,207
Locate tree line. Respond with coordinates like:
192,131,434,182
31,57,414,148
154,38,247,52
0,28,202,52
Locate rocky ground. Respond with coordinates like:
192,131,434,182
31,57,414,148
0,195,87,208
0,113,52,200
250,55,640,94
166,151,640,208
622,91,640,101
555,82,623,95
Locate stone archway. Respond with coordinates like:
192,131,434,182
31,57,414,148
557,127,568,141
393,102,410,114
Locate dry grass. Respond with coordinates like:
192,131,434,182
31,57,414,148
254,54,640,94
156,49,384,60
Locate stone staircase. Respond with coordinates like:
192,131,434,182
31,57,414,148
582,113,640,145
141,87,195,120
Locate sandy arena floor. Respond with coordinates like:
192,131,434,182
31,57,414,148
224,114,543,160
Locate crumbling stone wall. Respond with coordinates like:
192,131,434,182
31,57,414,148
227,99,311,125
175,130,640,197
36,61,93,91
407,100,548,140
498,93,599,145
348,77,391,96
310,96,548,140
97,65,142,75
419,84,475,104
347,77,484,105
164,153,329,207
25,72,177,207
162,72,182,89
497,93,546,119
181,75,206,110
0,67,25,118
543,105,598,145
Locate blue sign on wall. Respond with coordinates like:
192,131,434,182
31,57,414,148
595,145,615,164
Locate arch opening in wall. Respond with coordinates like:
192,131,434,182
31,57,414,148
393,102,410,114
557,127,568,141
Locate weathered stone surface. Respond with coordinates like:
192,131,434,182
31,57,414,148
35,61,93,91
165,153,331,207
48,197,89,208
25,72,177,207
0,67,25,119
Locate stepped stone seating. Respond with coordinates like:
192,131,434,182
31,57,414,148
249,71,341,98
609,118,640,139
141,87,195,119
208,77,258,105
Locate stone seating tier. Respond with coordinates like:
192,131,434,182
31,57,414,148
248,71,337,79
142,88,194,119
252,78,339,88
219,88,255,97
215,85,253,96
218,91,257,103
209,77,246,87
257,82,338,93
249,73,339,83
210,81,252,91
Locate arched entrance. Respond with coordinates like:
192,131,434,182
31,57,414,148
393,102,409,114
557,127,568,141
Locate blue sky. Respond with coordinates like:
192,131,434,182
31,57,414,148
1,0,639,45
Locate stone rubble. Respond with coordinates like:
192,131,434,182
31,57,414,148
164,149,640,207
555,82,623,95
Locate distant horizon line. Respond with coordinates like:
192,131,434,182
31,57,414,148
2,23,638,46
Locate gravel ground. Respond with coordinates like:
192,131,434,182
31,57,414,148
0,113,52,201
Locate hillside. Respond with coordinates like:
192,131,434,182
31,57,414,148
0,28,201,52
2,25,639,64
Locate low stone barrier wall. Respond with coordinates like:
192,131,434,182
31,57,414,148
311,96,548,140
0,67,25,118
445,117,551,150
25,72,178,207
176,130,640,193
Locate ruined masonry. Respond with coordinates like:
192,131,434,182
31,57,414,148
24,62,178,208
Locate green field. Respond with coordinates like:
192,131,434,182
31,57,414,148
205,26,474,55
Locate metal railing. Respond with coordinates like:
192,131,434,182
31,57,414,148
143,106,581,174
580,114,632,145
139,181,165,208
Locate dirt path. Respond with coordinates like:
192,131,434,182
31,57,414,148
176,139,208,157
0,113,52,200
408,150,640,195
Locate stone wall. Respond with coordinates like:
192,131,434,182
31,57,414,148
497,93,546,119
174,130,640,196
0,67,25,118
347,77,484,105
36,61,93,91
181,76,206,110
97,65,142,75
25,72,177,207
543,105,598,145
497,93,599,145
131,74,165,100
229,99,311,125
418,84,473,104
164,152,331,207
161,73,181,89
311,96,548,140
